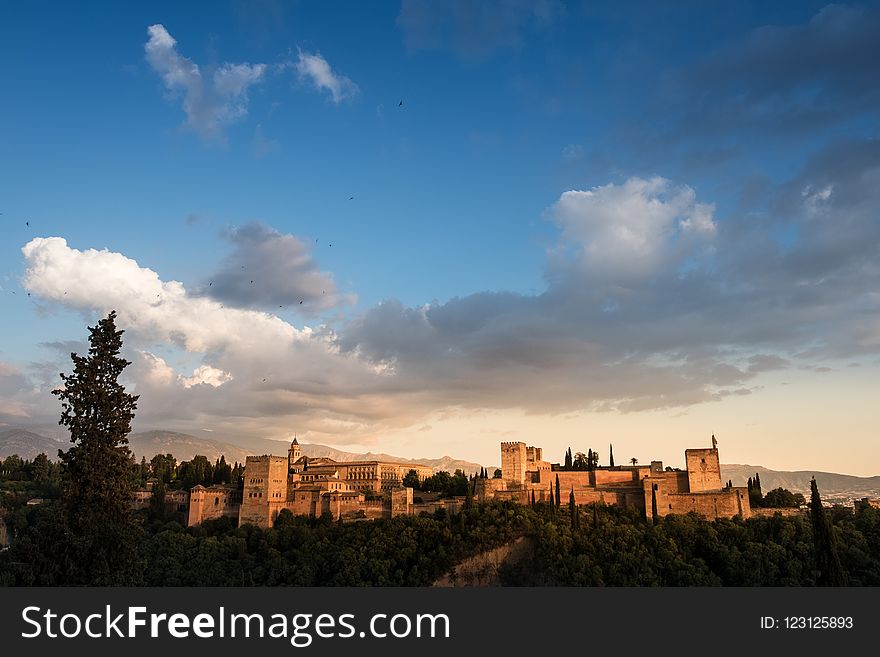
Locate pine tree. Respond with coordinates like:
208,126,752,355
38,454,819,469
555,473,561,507
609,443,615,468
569,488,576,529
149,478,166,521
52,311,142,584
809,477,846,586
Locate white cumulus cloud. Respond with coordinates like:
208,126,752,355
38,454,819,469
145,24,266,140
293,49,359,103
20,236,407,444
549,177,716,282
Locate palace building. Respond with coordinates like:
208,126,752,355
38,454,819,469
476,435,751,521
185,435,750,528
188,438,433,528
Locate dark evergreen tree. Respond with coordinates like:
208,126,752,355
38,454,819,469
650,486,658,524
564,447,572,469
52,311,142,585
149,478,166,521
569,488,576,529
587,448,594,472
403,469,420,488
809,477,847,586
31,453,50,482
555,473,561,507
609,443,614,468
530,489,536,508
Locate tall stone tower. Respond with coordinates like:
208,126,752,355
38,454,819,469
501,442,527,485
239,455,289,526
685,437,723,493
288,437,301,470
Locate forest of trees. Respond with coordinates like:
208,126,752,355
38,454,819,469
4,492,879,586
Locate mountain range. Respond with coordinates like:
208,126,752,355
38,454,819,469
721,464,880,499
0,427,485,475
1,426,878,497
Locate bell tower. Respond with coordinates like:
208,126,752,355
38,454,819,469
288,436,301,470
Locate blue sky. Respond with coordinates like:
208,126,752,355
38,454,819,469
1,1,879,473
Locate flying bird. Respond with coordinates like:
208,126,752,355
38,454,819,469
349,196,354,200
25,221,29,226
299,300,303,305
398,100,404,107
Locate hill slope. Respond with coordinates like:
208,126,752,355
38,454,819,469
0,426,485,474
722,464,880,498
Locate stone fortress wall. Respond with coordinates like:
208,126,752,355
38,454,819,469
183,434,754,528
186,438,436,528
479,435,751,521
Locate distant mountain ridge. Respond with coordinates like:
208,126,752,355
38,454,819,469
0,426,485,475
722,464,880,498
2,425,876,490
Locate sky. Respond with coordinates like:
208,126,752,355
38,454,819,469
1,1,879,474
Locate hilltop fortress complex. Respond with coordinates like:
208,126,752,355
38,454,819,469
477,436,751,520
187,438,434,527
183,435,750,527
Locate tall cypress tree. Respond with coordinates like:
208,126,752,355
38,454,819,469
651,486,658,524
609,443,615,468
809,477,846,586
53,311,142,585
564,448,572,469
587,448,594,472
569,488,576,529
555,473,561,507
